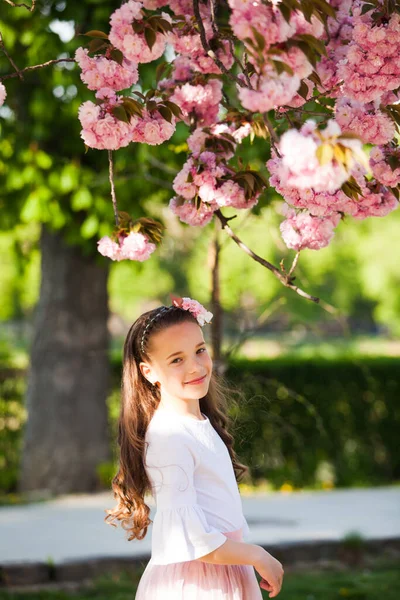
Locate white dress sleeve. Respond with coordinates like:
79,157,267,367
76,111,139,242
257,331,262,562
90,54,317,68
145,429,228,564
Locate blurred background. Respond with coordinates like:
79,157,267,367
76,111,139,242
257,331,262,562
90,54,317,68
0,1,399,597
1,0,400,503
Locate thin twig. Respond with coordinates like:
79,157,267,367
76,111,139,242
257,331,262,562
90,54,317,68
0,31,23,80
108,150,119,227
288,251,300,277
214,209,323,304
0,57,75,81
4,0,36,10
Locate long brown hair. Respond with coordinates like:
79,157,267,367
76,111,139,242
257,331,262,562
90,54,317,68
105,304,249,541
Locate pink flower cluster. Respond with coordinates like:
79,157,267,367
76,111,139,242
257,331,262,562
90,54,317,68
97,231,156,261
238,70,301,113
187,122,251,159
169,196,216,227
78,88,176,149
109,0,168,64
276,120,365,194
316,0,354,96
78,91,135,150
74,47,138,91
0,83,6,107
174,297,213,326
228,0,294,53
170,146,260,227
280,206,341,251
167,9,233,76
268,150,399,251
131,107,176,145
169,79,222,126
339,12,400,103
335,97,395,145
369,146,400,188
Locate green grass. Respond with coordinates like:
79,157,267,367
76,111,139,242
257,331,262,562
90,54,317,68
1,558,399,600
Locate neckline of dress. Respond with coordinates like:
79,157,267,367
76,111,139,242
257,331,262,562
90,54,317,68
154,409,209,424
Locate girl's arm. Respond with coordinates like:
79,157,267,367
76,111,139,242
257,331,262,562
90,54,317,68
198,539,284,598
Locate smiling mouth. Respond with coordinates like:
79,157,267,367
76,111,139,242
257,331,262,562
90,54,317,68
185,375,207,384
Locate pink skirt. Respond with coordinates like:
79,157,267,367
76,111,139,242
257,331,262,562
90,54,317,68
135,527,263,599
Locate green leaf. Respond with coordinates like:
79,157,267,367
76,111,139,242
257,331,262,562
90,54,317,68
250,26,266,51
144,27,157,51
80,214,99,239
88,38,108,54
158,105,173,123
298,80,310,100
163,100,182,117
71,188,92,211
110,49,124,65
83,30,109,39
111,105,130,123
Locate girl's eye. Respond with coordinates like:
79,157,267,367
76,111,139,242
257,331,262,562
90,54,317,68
171,347,206,364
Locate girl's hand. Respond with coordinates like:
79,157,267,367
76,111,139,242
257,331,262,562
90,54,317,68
253,548,284,598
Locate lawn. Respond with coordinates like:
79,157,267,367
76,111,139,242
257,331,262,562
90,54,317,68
1,558,399,600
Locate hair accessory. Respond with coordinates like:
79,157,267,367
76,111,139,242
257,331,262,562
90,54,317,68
140,295,213,354
170,294,213,327
140,306,169,354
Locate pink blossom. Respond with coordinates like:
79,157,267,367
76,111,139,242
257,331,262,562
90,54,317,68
0,82,7,106
169,196,217,227
179,297,213,325
75,47,138,91
335,97,395,145
187,123,251,159
238,70,301,113
170,79,222,126
214,180,259,210
141,0,168,8
276,120,365,194
119,231,157,261
97,236,121,260
131,107,176,145
280,207,341,251
97,231,156,261
350,184,398,220
338,12,400,103
228,0,294,53
78,100,135,150
109,0,167,64
369,146,400,188
173,158,197,199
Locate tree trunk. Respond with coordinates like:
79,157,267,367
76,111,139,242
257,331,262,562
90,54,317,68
19,224,111,495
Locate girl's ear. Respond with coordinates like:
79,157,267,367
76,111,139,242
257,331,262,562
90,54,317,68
139,361,152,382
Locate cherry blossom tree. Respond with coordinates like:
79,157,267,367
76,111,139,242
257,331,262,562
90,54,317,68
1,0,400,308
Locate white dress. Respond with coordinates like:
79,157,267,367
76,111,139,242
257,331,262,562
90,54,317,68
135,408,263,599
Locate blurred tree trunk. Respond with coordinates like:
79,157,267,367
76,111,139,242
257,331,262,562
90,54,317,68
19,224,111,494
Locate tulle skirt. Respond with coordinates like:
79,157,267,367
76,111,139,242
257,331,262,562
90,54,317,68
135,527,263,599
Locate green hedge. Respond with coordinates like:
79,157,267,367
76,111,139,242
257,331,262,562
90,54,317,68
224,357,400,488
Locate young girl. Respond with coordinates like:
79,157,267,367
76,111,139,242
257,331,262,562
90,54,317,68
105,295,284,599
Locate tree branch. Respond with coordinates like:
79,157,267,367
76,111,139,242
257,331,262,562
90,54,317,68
0,31,23,80
108,150,119,227
214,209,321,304
3,0,36,10
0,57,75,82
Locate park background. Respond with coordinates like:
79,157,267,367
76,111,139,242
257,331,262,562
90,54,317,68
0,1,399,598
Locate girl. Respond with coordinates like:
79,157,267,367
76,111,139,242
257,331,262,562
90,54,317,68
105,295,284,599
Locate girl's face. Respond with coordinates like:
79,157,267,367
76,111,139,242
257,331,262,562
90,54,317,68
139,320,213,402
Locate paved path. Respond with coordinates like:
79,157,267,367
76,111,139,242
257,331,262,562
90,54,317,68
1,486,399,565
